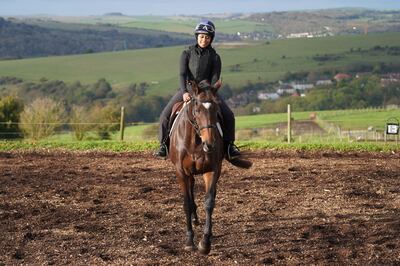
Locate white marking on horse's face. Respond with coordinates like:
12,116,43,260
202,102,212,109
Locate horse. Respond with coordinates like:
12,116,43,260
168,80,252,255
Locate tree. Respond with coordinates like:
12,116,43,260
92,78,114,99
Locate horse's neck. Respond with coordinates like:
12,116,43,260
176,103,197,145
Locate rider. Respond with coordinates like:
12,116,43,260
155,19,241,160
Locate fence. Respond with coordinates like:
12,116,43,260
235,105,400,144
0,106,399,144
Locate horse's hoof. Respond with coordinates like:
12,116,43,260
184,245,197,251
198,241,211,255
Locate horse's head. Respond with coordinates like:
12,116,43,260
189,80,221,153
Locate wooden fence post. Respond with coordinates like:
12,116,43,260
287,104,291,144
120,106,125,141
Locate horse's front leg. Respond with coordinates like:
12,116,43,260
198,171,218,255
190,174,199,226
176,171,196,251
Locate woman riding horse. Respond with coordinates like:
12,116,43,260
155,19,241,160
168,79,252,254
168,80,224,254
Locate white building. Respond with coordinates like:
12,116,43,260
257,92,280,100
316,80,333,86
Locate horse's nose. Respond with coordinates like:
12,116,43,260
202,142,214,153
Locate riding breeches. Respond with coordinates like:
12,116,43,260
158,91,235,143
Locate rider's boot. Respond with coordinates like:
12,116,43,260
226,142,241,160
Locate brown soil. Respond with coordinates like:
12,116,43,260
1,150,399,265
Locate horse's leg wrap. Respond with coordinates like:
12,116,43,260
185,230,195,251
182,177,196,251
199,188,216,255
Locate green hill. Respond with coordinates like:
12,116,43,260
1,32,400,95
0,17,191,59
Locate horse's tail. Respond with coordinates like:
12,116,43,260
227,158,253,169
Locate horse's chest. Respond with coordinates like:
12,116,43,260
188,154,213,174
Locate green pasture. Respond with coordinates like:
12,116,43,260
235,108,399,130
121,18,271,35
47,15,271,35
1,33,400,95
316,108,400,130
236,111,310,129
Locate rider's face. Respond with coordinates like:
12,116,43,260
197,34,211,48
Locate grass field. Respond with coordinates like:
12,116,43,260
42,15,272,35
234,108,399,130
1,32,400,95
316,108,400,130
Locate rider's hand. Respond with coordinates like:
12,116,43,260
183,92,191,102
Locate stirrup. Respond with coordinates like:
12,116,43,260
155,144,168,159
227,143,241,160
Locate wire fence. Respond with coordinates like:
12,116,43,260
0,110,399,144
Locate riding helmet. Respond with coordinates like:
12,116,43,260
194,19,215,40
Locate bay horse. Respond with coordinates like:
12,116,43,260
168,80,252,255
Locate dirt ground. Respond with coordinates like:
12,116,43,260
0,149,399,265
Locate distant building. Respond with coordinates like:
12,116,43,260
276,83,295,95
380,73,400,87
226,92,251,108
334,73,351,81
316,79,333,86
291,83,314,90
257,92,280,100
287,32,313,38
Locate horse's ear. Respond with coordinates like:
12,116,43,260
198,80,211,90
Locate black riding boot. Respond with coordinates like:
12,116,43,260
226,142,241,160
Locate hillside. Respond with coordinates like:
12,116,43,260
1,31,400,123
2,8,399,60
0,17,191,59
1,32,400,93
246,8,400,38
33,8,400,39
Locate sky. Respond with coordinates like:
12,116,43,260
1,0,400,16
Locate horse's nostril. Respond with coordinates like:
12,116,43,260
202,142,214,153
203,145,209,153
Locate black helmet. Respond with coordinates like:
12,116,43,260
194,19,215,39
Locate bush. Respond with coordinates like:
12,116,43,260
88,104,120,139
0,95,24,139
70,105,92,141
20,97,65,140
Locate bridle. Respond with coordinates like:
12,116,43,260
186,98,217,137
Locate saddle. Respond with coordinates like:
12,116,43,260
168,101,185,136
